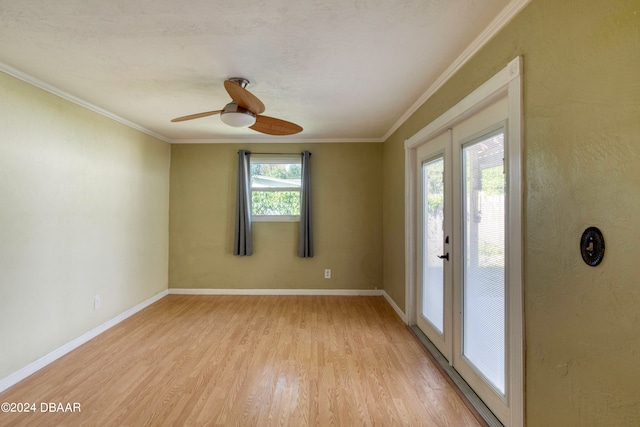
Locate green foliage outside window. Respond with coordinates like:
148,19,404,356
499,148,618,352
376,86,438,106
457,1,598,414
481,166,505,195
252,191,300,215
424,159,444,214
250,161,301,216
250,163,301,180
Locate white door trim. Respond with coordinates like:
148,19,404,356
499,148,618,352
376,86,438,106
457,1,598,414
404,56,523,427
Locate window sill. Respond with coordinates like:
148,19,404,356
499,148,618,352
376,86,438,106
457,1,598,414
252,215,300,223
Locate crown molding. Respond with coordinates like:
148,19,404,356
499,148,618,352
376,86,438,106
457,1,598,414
0,61,171,143
382,0,531,142
169,137,383,144
0,63,382,144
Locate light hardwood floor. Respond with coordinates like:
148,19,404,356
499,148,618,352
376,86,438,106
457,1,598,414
0,295,486,426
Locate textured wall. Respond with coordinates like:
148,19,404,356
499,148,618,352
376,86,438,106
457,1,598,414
0,72,170,379
382,0,640,425
169,143,382,290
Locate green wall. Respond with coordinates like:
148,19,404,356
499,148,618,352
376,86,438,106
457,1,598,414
169,143,383,291
0,71,170,379
382,0,640,425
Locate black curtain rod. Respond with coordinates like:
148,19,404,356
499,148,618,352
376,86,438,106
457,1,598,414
238,151,311,156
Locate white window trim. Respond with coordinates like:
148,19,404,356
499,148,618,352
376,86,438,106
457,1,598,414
250,155,302,222
252,215,300,223
252,187,301,192
404,56,523,427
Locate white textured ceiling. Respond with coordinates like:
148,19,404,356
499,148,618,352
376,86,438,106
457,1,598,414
0,0,516,143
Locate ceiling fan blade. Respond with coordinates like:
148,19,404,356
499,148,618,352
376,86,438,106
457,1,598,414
171,110,222,122
224,80,266,115
250,115,303,136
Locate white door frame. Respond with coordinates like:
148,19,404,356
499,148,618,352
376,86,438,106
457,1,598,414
404,56,523,426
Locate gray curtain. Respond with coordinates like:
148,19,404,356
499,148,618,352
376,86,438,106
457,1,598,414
298,151,313,257
233,150,252,256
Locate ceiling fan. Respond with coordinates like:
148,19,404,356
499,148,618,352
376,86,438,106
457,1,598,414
171,78,303,136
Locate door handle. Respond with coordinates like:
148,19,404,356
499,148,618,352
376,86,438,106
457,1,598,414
437,252,449,261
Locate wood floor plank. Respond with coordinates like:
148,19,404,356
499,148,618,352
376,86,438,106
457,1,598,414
0,295,487,426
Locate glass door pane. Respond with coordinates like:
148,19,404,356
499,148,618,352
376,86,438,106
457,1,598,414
422,157,445,333
462,131,506,394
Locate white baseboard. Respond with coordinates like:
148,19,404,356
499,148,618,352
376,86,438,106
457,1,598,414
169,288,407,322
382,291,407,323
0,289,169,394
168,288,384,296
1,288,407,394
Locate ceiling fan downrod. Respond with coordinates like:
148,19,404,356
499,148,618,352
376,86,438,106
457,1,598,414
227,77,250,89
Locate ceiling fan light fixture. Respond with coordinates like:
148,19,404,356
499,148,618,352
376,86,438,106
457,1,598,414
220,102,256,127
171,80,301,135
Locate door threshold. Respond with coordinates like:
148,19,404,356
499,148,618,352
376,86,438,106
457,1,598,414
409,325,503,427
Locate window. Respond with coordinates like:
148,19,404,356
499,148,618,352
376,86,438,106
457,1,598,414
250,156,301,222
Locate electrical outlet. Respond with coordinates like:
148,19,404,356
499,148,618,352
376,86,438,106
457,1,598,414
324,269,332,279
94,295,101,310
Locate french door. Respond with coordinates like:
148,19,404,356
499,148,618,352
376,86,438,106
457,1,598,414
415,96,515,424
416,132,452,361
